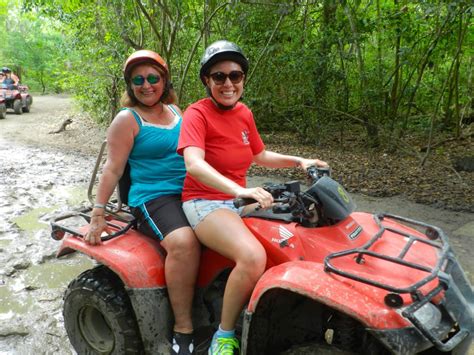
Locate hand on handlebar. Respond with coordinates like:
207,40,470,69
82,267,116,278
235,186,274,209
84,215,111,245
297,158,329,170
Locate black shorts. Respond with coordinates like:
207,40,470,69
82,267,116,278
131,195,190,240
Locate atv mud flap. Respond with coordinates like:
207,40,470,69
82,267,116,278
370,254,473,354
127,287,173,354
127,287,214,355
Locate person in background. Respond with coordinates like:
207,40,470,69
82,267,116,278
178,40,329,355
85,50,200,355
1,67,19,85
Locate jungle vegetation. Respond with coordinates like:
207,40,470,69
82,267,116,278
1,0,473,160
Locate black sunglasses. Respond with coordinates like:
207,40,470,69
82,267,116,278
131,74,161,86
209,71,244,85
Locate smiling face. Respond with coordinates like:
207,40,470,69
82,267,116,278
130,63,165,107
205,60,244,108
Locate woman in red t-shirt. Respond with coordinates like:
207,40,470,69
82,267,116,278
178,40,328,355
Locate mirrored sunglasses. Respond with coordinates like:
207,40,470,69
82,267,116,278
131,74,161,86
209,71,244,85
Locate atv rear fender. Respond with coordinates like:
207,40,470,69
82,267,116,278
58,228,167,288
247,261,411,329
58,230,178,354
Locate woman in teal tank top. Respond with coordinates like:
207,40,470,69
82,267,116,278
84,50,200,355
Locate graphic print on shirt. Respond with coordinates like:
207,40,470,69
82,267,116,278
241,129,250,145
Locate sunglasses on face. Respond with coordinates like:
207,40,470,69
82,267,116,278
131,74,161,86
209,71,244,85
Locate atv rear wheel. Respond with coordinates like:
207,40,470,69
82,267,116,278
22,100,31,113
13,99,22,114
63,265,143,354
0,106,5,119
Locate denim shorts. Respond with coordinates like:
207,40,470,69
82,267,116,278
182,199,245,229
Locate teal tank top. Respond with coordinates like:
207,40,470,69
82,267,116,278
124,106,186,207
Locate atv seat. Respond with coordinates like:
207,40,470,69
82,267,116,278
118,162,131,206
88,140,132,213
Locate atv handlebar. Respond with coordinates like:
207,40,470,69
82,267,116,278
233,166,330,209
233,197,259,208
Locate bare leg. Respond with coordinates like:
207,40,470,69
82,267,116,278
161,226,201,333
195,209,266,330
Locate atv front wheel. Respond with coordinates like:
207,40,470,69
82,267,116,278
63,265,143,354
13,99,22,114
22,96,32,113
22,102,30,113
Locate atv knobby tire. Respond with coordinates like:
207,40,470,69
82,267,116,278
13,99,22,115
63,265,143,354
0,106,6,119
22,100,31,113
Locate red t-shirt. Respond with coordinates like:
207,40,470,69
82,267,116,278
178,98,265,201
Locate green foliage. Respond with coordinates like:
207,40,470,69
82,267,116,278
0,3,66,93
7,0,473,145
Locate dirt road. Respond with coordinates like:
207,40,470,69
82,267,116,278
0,95,473,354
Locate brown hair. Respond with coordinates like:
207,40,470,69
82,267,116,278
120,64,178,107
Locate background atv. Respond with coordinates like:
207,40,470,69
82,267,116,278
50,141,473,355
0,83,33,114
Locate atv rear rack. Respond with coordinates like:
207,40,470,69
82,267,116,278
324,213,473,351
50,206,136,242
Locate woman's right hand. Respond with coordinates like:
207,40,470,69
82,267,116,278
235,187,274,209
84,215,110,245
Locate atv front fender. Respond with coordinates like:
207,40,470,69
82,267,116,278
247,261,410,329
58,230,166,288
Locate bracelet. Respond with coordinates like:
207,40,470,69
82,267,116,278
91,214,104,218
93,203,106,209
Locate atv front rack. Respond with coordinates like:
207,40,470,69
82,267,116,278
324,213,473,351
50,206,136,242
325,213,449,295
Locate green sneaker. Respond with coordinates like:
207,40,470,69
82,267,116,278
208,336,240,355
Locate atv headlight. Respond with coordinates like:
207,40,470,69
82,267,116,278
412,303,442,330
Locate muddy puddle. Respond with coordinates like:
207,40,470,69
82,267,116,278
0,137,95,354
1,133,473,354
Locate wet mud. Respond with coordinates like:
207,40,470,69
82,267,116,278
0,138,95,354
0,96,472,354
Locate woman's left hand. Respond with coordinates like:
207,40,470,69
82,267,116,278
297,158,329,170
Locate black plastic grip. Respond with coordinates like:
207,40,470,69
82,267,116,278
233,197,257,208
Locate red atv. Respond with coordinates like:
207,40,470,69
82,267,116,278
50,142,473,355
0,83,33,114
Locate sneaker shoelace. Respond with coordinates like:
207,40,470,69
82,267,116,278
211,337,240,355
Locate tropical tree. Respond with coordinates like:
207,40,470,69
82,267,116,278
12,0,473,164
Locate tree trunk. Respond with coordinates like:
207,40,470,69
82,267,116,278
389,0,402,131
341,0,379,147
398,10,453,138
